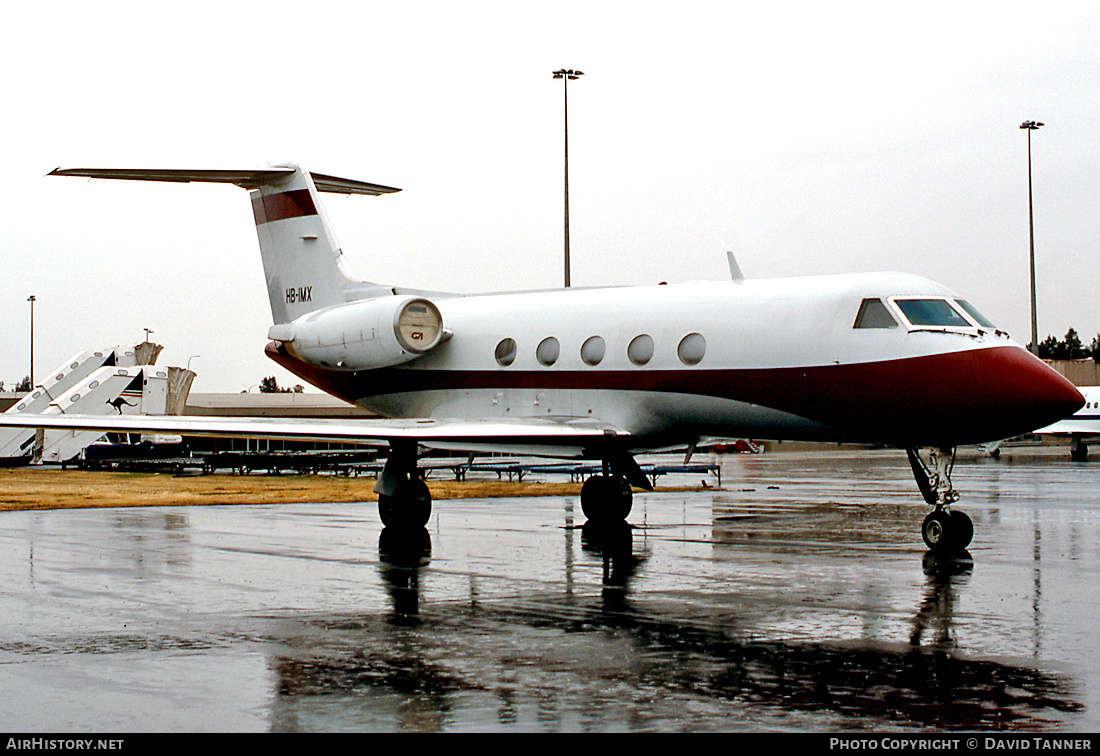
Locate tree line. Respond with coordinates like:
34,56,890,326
259,376,305,393
1036,328,1100,361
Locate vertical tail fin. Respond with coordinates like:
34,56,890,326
248,166,398,322
48,165,401,324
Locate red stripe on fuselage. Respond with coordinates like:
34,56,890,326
266,342,1082,447
251,189,318,225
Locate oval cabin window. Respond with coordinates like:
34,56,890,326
581,336,606,366
628,334,654,366
678,333,706,365
537,337,560,366
495,338,517,367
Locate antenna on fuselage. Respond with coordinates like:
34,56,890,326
726,251,745,282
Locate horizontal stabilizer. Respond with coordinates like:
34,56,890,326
47,167,401,196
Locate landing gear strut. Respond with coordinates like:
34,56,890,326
907,447,973,552
375,441,432,528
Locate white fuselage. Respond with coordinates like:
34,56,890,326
268,271,1081,454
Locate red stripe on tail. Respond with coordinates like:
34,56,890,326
251,189,318,225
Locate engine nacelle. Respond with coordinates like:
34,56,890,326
269,296,445,371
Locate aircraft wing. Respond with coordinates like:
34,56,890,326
1032,417,1100,437
0,413,625,452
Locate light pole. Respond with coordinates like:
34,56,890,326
27,295,35,389
1021,120,1044,354
553,68,583,288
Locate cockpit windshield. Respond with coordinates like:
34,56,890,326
894,299,971,328
853,298,898,329
954,300,996,329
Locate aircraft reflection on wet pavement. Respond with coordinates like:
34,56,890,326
265,520,1081,732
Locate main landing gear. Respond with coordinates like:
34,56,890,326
375,441,432,529
579,452,653,525
1071,435,1089,462
581,474,633,523
907,447,973,553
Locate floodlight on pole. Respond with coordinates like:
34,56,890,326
1020,119,1044,355
553,68,584,288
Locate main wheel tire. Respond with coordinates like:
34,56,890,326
921,511,953,551
580,475,633,523
1072,440,1089,462
378,479,432,529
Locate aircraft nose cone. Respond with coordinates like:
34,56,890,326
868,345,1085,446
989,346,1084,436
769,344,1083,447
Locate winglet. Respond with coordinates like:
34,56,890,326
726,251,744,282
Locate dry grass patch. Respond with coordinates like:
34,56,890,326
0,468,589,512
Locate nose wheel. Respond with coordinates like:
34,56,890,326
909,447,974,553
921,509,973,552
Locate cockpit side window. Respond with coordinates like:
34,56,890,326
955,300,996,329
894,298,971,328
853,298,898,329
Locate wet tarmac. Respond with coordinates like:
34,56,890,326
0,447,1098,732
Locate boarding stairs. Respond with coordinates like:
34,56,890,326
0,343,195,464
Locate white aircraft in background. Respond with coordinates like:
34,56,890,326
0,165,1083,553
1033,385,1100,461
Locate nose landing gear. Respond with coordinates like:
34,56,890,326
908,447,973,552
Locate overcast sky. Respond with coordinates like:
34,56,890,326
2,1,1099,393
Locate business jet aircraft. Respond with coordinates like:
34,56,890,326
1033,385,1100,461
0,165,1083,553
